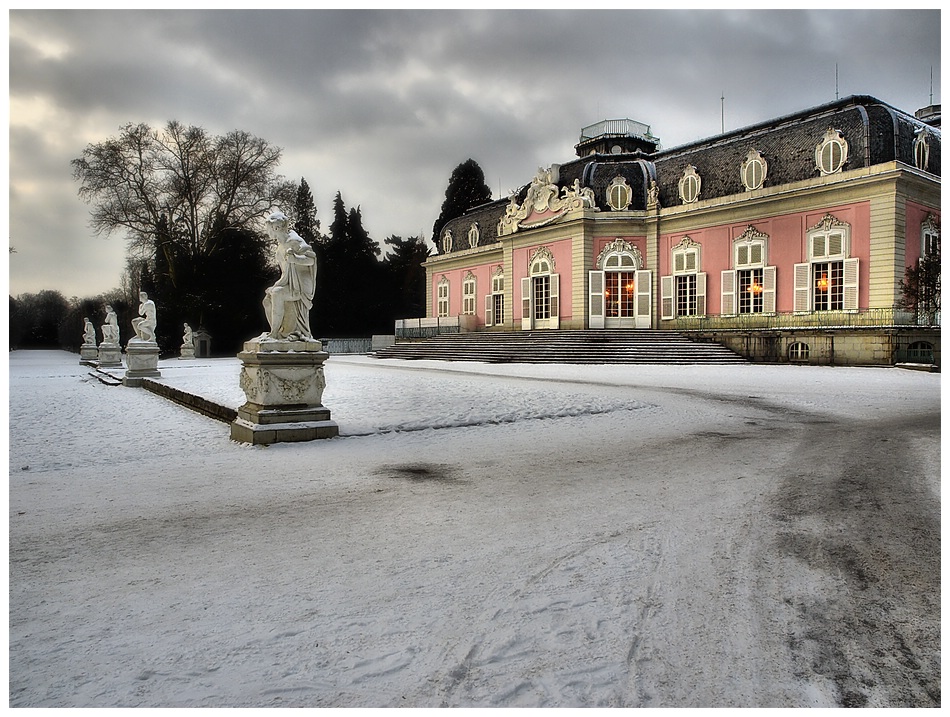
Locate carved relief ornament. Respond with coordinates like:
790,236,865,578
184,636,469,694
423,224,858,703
596,239,643,270
497,166,598,237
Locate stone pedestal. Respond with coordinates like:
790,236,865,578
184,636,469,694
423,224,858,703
80,344,99,363
179,344,196,360
230,337,339,444
98,343,123,368
123,340,161,386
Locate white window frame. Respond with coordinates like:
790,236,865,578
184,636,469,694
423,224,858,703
437,276,450,317
678,165,701,204
662,237,705,318
606,176,632,211
921,214,939,258
914,129,930,172
741,150,767,191
485,268,504,328
815,128,848,175
793,214,858,313
442,230,453,253
462,272,476,315
722,227,775,316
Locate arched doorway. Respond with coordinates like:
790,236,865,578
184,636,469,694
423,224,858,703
589,240,652,329
521,247,560,330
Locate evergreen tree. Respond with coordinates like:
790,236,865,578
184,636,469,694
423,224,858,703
383,235,430,319
432,158,493,243
293,177,320,246
899,242,941,325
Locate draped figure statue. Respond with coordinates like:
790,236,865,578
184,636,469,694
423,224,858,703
261,211,317,341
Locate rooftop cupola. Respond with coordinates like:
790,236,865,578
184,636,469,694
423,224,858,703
574,118,660,157
915,104,941,128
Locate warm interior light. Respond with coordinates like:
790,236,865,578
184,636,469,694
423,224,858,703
816,273,829,292
625,282,635,293
748,282,763,295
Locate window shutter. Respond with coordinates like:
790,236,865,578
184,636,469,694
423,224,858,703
521,276,532,330
843,258,859,311
661,275,674,319
750,243,762,265
812,235,826,259
589,271,605,329
737,246,748,267
635,270,652,327
696,272,707,315
484,294,493,327
828,233,843,257
549,273,560,329
685,252,697,271
721,270,736,316
674,253,685,273
762,266,776,314
793,263,810,313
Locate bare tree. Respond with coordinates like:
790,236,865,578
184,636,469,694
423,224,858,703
72,121,296,262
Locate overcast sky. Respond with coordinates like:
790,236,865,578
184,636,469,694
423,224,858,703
6,8,942,300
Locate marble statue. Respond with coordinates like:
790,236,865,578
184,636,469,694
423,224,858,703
182,322,193,347
82,317,97,346
131,291,157,342
261,211,317,341
101,305,120,345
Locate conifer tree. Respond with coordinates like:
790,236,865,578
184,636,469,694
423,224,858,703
293,177,320,246
432,158,493,243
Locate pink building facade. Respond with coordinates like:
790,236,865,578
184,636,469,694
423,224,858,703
422,97,940,364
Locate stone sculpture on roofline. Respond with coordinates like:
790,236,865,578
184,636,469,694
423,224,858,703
230,210,339,444
123,291,162,385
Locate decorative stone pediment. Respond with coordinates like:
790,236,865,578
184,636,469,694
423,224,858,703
922,213,940,235
596,238,643,270
807,213,849,234
498,165,598,236
735,225,769,244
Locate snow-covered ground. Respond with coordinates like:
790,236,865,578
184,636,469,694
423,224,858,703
8,350,941,708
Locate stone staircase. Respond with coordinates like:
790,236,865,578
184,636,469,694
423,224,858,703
373,330,747,365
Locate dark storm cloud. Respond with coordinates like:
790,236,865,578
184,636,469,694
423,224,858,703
7,8,940,298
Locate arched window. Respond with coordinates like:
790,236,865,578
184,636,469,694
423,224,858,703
914,129,930,172
741,150,767,191
815,128,848,175
442,230,453,253
522,247,559,329
606,176,632,211
678,165,701,204
788,342,810,362
468,222,480,248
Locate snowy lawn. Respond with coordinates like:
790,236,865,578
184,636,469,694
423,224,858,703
8,350,941,707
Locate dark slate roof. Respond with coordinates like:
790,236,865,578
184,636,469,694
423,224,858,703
435,95,940,256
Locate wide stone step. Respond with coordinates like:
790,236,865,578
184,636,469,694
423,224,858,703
374,330,747,365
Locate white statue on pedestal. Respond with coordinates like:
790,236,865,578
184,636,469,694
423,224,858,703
182,322,193,347
101,305,120,345
261,211,317,341
82,317,97,346
131,291,157,342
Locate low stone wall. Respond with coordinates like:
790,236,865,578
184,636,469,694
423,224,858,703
139,378,237,424
688,327,940,367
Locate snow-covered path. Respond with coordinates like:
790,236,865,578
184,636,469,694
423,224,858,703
8,351,941,707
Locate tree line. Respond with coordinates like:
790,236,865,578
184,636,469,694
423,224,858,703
9,121,493,355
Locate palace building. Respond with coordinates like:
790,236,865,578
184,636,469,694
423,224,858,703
415,95,940,365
